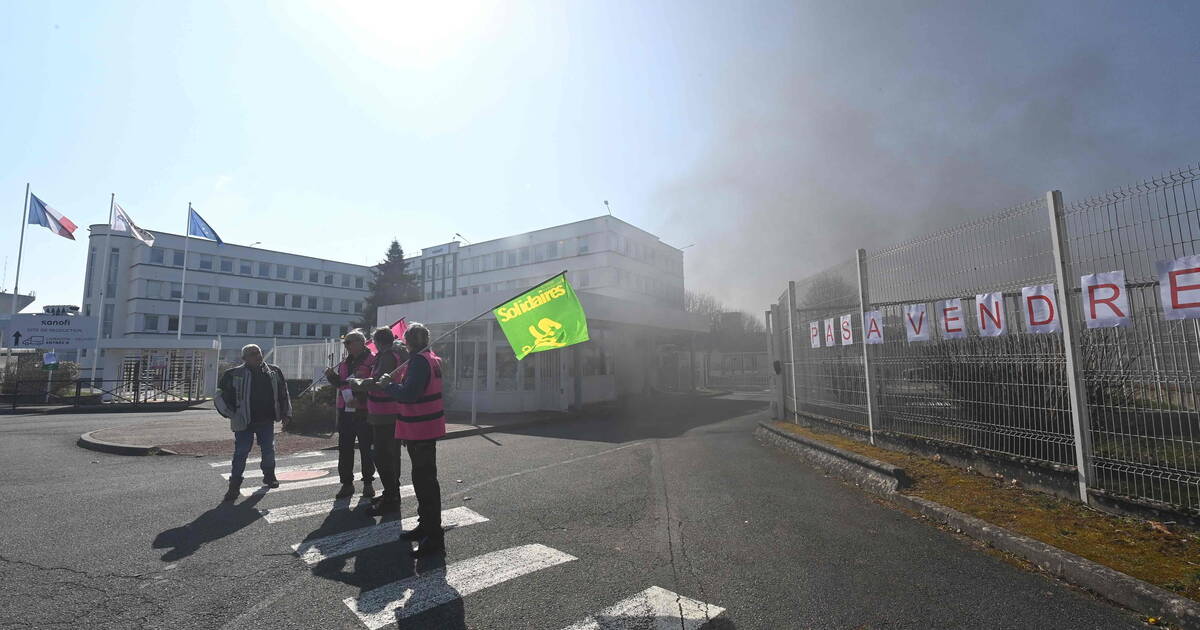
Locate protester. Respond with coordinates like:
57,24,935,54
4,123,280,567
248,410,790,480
215,344,292,502
324,330,376,500
379,322,446,557
348,326,409,516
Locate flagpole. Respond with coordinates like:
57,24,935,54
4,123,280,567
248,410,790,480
88,194,116,385
11,183,30,316
177,203,192,340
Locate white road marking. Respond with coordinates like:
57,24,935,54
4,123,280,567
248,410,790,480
291,507,489,565
221,458,339,480
343,544,577,629
260,486,415,523
209,450,325,467
560,586,726,630
240,474,351,496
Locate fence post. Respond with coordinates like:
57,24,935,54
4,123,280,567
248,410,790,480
856,248,878,444
786,281,800,423
74,379,81,406
765,309,777,418
1046,189,1094,504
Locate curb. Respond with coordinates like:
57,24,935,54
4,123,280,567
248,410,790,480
78,429,177,457
756,420,1200,629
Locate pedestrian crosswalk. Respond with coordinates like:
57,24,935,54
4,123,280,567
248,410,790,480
209,449,726,628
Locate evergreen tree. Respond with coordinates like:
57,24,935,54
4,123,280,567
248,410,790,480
353,239,421,330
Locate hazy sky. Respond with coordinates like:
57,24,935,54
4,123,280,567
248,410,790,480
2,1,1197,314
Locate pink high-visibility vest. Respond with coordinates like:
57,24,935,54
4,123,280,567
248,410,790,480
336,352,375,410
367,349,404,415
394,350,446,441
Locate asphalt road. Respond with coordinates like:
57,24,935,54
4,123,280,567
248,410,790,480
0,396,1146,629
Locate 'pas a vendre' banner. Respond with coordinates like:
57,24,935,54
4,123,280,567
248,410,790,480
808,254,1200,347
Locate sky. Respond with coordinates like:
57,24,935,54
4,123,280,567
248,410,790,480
1,0,1197,315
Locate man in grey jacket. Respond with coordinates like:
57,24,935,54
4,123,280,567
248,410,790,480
216,344,292,502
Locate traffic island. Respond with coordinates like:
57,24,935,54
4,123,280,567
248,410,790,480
756,419,1200,629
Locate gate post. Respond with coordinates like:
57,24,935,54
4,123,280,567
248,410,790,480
786,281,800,423
856,248,878,444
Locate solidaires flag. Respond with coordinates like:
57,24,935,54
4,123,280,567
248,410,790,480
494,273,589,360
111,203,155,247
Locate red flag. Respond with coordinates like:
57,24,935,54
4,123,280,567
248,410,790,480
366,318,408,352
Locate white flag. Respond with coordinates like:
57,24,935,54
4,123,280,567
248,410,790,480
111,203,155,247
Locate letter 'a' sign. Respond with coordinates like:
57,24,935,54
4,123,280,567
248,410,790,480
904,304,930,342
840,314,853,345
1081,270,1131,328
863,310,883,344
809,322,820,348
975,292,1008,337
823,318,836,347
1021,284,1060,333
1159,255,1200,321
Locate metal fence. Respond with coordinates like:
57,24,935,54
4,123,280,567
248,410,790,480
769,163,1200,515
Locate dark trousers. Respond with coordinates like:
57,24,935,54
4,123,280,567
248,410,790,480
406,439,442,537
337,409,375,485
230,423,275,484
370,420,402,501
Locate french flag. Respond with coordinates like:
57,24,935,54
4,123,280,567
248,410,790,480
28,193,78,240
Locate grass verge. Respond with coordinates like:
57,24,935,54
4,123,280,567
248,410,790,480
771,421,1200,602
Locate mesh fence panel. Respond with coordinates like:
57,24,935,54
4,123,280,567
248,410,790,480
791,258,869,425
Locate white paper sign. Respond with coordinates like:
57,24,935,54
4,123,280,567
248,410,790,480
1158,255,1200,321
824,318,836,347
975,292,1008,337
839,314,853,345
904,304,931,342
938,298,966,339
1021,284,1060,333
809,322,821,348
1081,270,1131,328
863,310,884,344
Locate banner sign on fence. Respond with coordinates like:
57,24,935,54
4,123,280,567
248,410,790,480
1021,284,1060,333
809,322,820,348
938,298,966,339
840,314,853,345
904,304,931,342
7,313,98,349
1158,255,1200,321
1082,270,1131,328
975,292,1008,337
863,310,884,344
823,318,836,347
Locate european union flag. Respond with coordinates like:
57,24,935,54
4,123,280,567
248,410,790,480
187,207,223,245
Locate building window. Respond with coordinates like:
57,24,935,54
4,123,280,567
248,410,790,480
276,265,288,279
274,293,286,307
309,270,319,283
306,324,317,337
239,260,252,275
307,296,318,310
341,274,350,287
238,290,251,305
291,295,302,308
577,235,590,254
257,262,270,277
506,251,516,267
173,250,185,266
236,319,249,334
150,249,165,264
215,318,229,333
194,317,209,333
340,299,350,313
290,322,301,336
167,316,179,332
323,273,333,285
145,281,162,299
144,314,159,331
273,322,285,336
218,287,232,303
102,304,114,338
321,324,332,337
293,267,304,281
220,257,233,272
199,255,213,270
105,248,120,296
255,320,267,335
197,286,211,301
170,283,182,299
355,276,364,288
256,292,269,306
354,301,363,313
322,297,332,311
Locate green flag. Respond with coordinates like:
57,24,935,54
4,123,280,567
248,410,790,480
494,273,590,360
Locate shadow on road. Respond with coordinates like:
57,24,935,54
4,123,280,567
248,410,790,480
151,493,265,562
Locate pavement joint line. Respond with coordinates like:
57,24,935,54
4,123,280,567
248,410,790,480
291,507,489,565
240,473,350,496
343,543,577,629
755,418,1200,630
259,486,416,523
444,441,647,501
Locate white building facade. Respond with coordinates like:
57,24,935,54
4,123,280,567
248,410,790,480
81,225,371,394
379,216,707,413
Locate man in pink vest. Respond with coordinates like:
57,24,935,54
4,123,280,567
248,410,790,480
323,330,376,500
380,322,446,557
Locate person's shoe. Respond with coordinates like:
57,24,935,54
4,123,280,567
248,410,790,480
398,525,426,542
263,478,280,489
412,535,445,558
365,499,400,516
223,481,240,502
361,482,375,499
335,483,355,499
